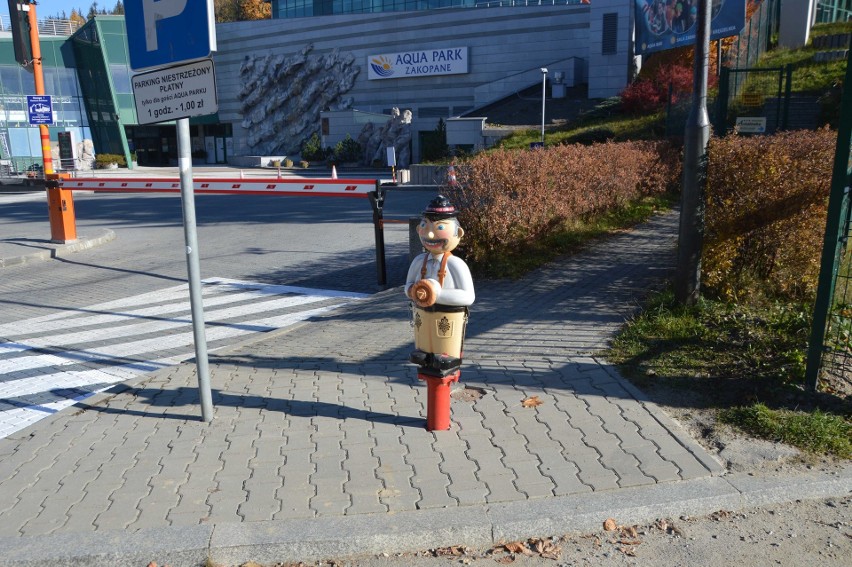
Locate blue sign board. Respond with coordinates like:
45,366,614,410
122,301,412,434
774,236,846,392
634,0,746,55
124,0,216,71
26,95,53,125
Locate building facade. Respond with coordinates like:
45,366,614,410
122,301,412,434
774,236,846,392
215,1,634,163
0,2,634,170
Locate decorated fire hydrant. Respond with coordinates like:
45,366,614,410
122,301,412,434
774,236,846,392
405,195,475,430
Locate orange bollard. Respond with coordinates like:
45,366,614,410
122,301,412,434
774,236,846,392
45,174,77,243
418,370,460,431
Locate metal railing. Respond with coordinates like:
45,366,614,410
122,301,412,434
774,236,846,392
474,0,585,6
0,14,82,36
816,0,852,23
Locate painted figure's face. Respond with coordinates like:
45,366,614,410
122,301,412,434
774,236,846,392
418,217,464,254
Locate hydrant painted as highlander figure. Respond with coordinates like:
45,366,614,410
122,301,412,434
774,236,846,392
405,195,475,430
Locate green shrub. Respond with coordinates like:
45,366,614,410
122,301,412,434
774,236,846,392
332,134,361,163
702,128,836,303
301,132,330,162
421,118,450,162
95,153,126,168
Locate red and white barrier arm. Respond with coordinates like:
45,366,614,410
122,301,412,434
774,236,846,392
59,177,380,198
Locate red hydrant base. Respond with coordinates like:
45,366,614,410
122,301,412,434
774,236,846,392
418,370,460,431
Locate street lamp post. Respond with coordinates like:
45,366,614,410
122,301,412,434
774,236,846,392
540,67,548,144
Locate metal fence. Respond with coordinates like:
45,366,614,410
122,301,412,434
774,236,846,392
805,51,852,395
721,0,780,75
816,0,852,23
664,0,781,137
712,65,791,135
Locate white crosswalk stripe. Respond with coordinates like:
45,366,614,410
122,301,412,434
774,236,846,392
0,278,367,439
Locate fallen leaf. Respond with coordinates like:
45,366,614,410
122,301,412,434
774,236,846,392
711,510,732,521
495,557,516,565
503,541,530,554
531,537,562,559
603,518,618,531
655,518,668,532
618,546,638,557
522,396,543,408
434,546,467,556
621,525,638,538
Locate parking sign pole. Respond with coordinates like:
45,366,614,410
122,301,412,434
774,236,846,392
177,117,213,421
124,0,217,419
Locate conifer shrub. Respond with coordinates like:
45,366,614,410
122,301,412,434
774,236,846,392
703,128,836,302
301,132,331,162
332,134,361,163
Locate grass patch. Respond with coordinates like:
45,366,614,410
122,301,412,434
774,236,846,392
607,290,811,385
720,404,852,458
811,20,852,37
606,289,852,458
753,45,848,94
496,112,668,150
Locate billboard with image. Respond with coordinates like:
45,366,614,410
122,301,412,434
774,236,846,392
634,0,746,55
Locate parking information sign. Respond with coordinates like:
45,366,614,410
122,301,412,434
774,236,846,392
133,58,218,125
27,95,53,125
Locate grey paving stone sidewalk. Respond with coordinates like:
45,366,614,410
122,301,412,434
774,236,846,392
0,210,725,562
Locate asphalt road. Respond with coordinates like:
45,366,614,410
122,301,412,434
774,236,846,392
0,188,430,326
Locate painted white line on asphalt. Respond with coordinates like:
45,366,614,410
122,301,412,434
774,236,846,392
0,278,366,336
0,303,343,399
0,293,334,359
0,281,365,439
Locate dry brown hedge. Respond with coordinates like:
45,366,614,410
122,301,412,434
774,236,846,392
703,128,836,302
451,141,681,270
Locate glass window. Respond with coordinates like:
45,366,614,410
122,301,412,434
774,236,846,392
8,127,40,157
110,65,132,94
0,66,23,95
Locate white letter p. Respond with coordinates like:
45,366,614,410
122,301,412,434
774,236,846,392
142,0,189,52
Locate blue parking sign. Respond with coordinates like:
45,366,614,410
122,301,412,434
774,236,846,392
124,0,217,71
27,95,53,125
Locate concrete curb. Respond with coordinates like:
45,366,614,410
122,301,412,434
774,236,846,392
0,228,116,268
2,465,848,567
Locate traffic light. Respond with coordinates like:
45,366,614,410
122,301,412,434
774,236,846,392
6,1,32,66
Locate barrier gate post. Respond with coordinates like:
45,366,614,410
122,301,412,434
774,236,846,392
45,173,77,243
369,182,387,287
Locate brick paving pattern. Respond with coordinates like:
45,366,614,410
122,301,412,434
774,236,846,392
0,210,723,541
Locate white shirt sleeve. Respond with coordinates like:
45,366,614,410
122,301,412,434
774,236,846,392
435,256,475,306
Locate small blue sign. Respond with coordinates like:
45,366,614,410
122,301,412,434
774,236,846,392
124,0,216,71
27,95,53,125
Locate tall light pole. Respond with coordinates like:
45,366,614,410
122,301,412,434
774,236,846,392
540,68,548,144
675,0,711,305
